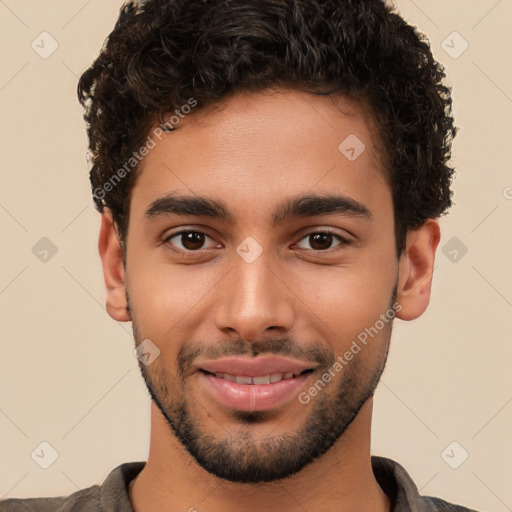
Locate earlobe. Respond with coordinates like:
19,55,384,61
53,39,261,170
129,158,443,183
395,219,440,321
98,210,131,322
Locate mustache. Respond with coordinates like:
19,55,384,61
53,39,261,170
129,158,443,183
177,338,334,377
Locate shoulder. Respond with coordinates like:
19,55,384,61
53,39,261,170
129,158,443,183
0,461,145,512
418,496,480,511
0,485,100,512
371,456,480,512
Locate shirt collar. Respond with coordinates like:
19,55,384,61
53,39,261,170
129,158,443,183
372,456,442,512
100,457,443,512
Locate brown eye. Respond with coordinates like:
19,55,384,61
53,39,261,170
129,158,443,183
308,233,334,251
296,231,350,251
180,232,206,250
165,230,218,252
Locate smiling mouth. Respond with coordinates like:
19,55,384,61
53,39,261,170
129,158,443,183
197,364,316,412
199,368,314,385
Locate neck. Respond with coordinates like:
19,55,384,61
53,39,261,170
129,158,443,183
129,399,390,512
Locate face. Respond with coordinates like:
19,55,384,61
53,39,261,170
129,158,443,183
117,89,404,482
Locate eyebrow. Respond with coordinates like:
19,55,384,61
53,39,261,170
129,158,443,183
144,192,372,227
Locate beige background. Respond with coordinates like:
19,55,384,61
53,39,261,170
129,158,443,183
0,1,511,510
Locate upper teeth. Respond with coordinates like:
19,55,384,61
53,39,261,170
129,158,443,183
215,372,296,384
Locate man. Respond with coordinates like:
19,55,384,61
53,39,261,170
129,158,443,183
0,0,478,511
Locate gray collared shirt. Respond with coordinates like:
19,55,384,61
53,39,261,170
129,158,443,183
0,456,479,511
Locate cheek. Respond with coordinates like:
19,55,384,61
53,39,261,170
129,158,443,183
127,258,220,336
293,260,397,356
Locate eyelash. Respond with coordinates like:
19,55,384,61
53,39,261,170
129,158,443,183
162,229,352,256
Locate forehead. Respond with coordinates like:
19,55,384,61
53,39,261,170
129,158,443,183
130,89,390,222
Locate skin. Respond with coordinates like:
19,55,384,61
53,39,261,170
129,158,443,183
99,89,440,512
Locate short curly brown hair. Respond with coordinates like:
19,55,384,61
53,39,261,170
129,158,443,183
77,0,456,256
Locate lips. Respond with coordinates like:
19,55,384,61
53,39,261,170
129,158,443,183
197,356,316,378
195,356,316,412
211,372,298,384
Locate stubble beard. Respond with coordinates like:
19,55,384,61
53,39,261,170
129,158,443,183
127,285,396,483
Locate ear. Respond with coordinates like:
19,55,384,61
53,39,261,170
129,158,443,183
395,219,440,321
98,209,131,322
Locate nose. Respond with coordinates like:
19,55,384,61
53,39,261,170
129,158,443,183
214,249,295,342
